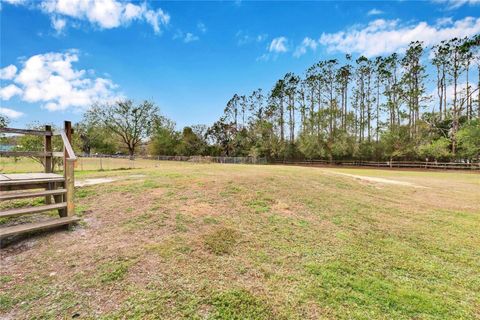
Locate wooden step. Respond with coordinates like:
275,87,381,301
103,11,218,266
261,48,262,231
0,173,65,192
0,203,67,218
0,189,67,201
0,216,80,239
0,177,64,187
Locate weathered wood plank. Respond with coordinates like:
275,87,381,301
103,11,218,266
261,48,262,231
65,160,75,217
0,173,63,181
0,189,67,201
0,176,64,189
0,202,67,218
0,127,52,136
61,129,77,160
45,125,53,205
0,151,52,157
0,216,79,239
1,183,53,192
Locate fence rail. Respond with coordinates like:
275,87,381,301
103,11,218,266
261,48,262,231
81,154,267,164
272,159,480,170
143,155,267,164
2,152,478,172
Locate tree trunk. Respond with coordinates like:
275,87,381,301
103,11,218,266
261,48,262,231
129,145,135,160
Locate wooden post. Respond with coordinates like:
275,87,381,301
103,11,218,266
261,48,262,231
64,121,75,217
44,125,52,205
65,159,75,217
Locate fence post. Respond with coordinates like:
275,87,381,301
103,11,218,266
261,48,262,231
63,121,74,217
65,159,75,217
44,125,53,205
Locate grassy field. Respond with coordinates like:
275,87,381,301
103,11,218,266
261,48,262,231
0,162,479,319
0,156,162,173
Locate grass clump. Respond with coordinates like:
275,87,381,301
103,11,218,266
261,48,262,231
203,216,219,225
247,199,271,213
175,213,192,232
210,289,274,320
99,258,134,283
75,188,96,199
145,237,192,258
204,227,239,255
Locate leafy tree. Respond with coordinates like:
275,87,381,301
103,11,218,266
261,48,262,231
0,115,8,128
86,100,159,158
417,137,452,161
74,121,119,155
400,41,428,138
148,116,180,156
175,126,207,156
381,126,415,161
456,120,480,160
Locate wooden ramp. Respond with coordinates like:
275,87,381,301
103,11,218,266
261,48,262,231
0,121,79,244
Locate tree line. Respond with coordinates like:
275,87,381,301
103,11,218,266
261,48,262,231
208,36,480,162
1,35,479,162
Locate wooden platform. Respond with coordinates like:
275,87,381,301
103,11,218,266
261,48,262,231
0,173,64,183
0,172,78,241
0,122,78,245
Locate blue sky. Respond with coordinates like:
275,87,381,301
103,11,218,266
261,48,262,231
1,0,479,129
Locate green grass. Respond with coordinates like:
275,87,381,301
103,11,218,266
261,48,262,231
1,160,479,319
203,227,239,255
210,289,274,320
99,258,135,283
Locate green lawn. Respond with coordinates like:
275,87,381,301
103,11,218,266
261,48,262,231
0,162,479,319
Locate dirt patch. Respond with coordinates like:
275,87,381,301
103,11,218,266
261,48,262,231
180,201,217,217
327,171,427,188
75,174,146,187
75,178,116,187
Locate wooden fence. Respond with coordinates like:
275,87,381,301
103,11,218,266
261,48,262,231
145,155,268,164
272,159,480,170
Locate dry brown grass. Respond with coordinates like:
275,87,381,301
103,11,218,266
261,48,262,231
0,162,479,319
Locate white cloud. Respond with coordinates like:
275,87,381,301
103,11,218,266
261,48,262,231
236,31,268,46
4,0,170,34
0,65,17,80
0,50,119,111
433,0,480,9
293,37,318,58
269,37,288,53
143,6,170,34
435,17,453,26
256,34,267,42
319,17,480,57
367,8,384,16
197,22,207,33
124,2,143,20
0,84,22,100
257,36,288,61
51,16,67,33
174,30,199,43
184,32,199,43
0,107,24,119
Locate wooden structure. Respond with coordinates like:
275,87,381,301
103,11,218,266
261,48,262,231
0,121,79,241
